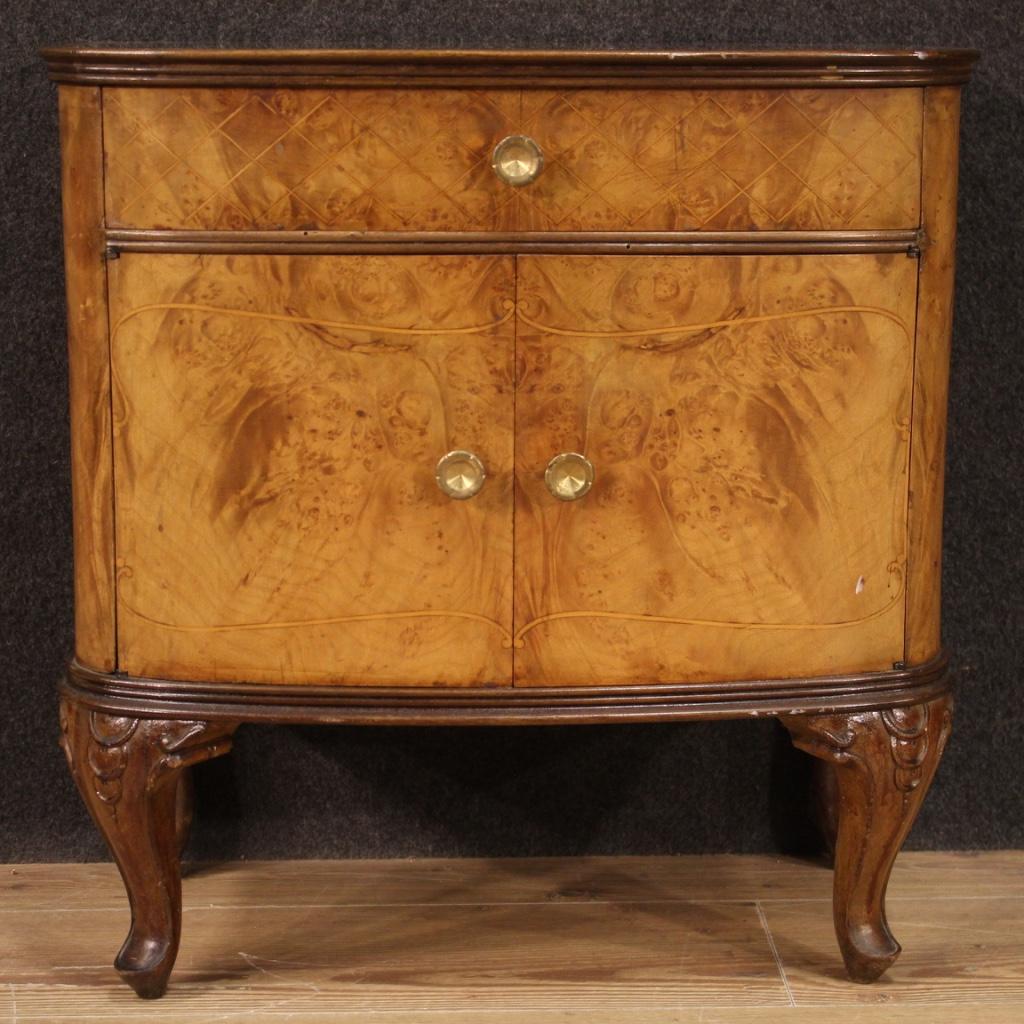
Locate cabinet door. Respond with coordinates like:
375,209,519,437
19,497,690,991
109,254,515,685
514,255,917,685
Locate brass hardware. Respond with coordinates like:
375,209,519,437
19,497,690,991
435,450,486,500
544,452,595,501
491,135,544,187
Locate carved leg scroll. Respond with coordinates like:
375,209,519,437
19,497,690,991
782,694,952,983
59,695,236,998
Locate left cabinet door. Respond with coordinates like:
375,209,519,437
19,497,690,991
108,254,516,685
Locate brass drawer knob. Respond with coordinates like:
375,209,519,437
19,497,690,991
545,452,594,501
436,450,487,500
491,135,544,187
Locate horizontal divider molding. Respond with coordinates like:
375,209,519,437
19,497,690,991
105,228,922,257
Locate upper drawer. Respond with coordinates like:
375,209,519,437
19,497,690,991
103,86,922,232
103,87,520,231
517,88,922,231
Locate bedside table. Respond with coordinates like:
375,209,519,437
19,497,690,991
44,45,977,998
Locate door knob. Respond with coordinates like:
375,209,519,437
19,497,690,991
435,450,486,500
544,452,594,501
491,135,544,187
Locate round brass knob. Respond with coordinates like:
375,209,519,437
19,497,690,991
544,452,595,502
491,135,544,187
435,450,486,500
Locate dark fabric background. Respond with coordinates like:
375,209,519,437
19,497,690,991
1,2,1021,862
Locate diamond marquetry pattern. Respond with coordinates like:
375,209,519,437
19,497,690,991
103,88,520,231
517,88,921,230
103,87,922,231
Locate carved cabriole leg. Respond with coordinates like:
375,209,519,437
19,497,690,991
782,694,952,983
811,759,840,862
58,695,236,999
174,770,196,859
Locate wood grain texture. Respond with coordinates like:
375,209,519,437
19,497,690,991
106,253,515,685
43,45,980,89
59,85,116,671
61,654,952,726
516,88,922,231
3,854,1021,1020
8,998,1024,1023
8,1005,1024,1024
765,896,1024,1007
905,87,962,665
6,851,1019,912
514,254,918,685
102,87,520,232
102,87,922,233
4,901,790,1009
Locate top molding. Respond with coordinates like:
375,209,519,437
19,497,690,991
41,46,979,89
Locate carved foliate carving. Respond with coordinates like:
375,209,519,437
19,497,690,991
85,713,138,809
785,697,952,797
882,703,932,792
60,701,235,815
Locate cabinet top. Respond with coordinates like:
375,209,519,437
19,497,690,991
41,46,978,88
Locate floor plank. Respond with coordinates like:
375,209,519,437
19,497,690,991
8,999,1024,1022
763,895,1024,1006
2,851,1020,912
2,854,1021,1022
0,900,787,1012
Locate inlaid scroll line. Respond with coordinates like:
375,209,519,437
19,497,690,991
515,303,912,342
511,576,906,648
120,601,517,649
111,299,516,341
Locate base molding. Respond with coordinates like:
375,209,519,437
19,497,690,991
63,655,951,726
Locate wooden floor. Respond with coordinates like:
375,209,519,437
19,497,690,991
1,853,1021,1023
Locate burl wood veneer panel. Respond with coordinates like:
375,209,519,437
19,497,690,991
905,86,962,664
59,86,116,671
102,88,521,231
517,88,922,231
107,254,515,685
513,254,918,685
102,87,922,232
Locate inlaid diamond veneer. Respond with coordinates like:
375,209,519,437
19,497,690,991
103,87,923,231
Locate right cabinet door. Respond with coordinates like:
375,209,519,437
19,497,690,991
513,254,918,686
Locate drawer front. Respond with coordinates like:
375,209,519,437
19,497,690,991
516,88,922,230
108,253,515,684
103,87,522,231
103,86,922,232
513,254,917,685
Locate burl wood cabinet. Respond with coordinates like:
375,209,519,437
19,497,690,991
44,46,977,998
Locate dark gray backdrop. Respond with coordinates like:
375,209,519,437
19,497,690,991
2,1,1021,861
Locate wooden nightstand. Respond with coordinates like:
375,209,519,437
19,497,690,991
44,46,977,998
